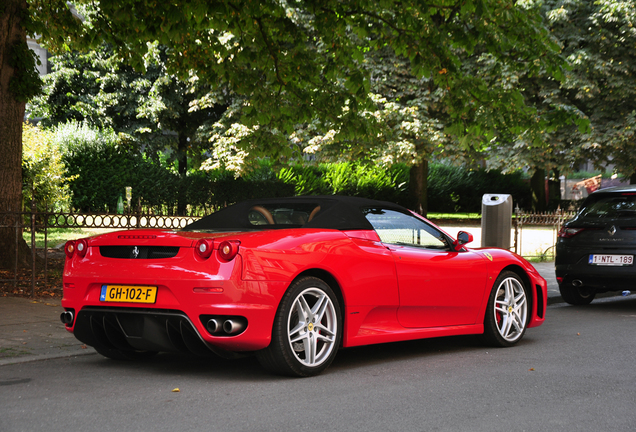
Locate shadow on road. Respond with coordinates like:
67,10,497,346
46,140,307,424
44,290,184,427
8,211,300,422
78,332,544,380
556,295,636,312
68,296,636,380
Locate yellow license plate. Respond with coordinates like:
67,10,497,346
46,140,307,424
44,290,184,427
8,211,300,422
100,285,157,304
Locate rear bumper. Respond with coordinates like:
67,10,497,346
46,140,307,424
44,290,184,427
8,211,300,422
556,248,636,292
555,270,636,292
62,258,289,353
69,306,278,356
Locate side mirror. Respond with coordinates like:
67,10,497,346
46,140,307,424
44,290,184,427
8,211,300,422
453,231,473,251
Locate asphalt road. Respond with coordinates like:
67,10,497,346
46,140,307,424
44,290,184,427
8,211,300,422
2,296,635,432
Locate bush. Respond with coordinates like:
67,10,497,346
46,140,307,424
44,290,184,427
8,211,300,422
277,162,410,205
184,169,295,211
55,122,178,213
55,125,295,214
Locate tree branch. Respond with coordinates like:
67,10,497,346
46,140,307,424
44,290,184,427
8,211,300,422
254,16,286,90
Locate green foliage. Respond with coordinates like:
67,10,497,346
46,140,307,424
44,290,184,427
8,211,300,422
427,164,531,213
29,44,228,172
22,123,74,212
487,0,636,180
9,41,42,102
51,124,529,214
25,0,569,166
21,0,586,217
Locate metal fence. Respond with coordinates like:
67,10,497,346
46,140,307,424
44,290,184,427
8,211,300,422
513,208,576,259
42,212,199,229
0,211,200,296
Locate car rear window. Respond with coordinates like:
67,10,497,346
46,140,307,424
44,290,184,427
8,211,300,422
247,203,321,226
579,194,636,219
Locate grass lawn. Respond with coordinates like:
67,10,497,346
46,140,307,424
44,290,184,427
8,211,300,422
22,228,119,249
428,212,481,220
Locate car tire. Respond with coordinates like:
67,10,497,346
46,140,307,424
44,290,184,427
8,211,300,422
558,283,596,305
257,276,342,377
482,271,529,347
94,345,157,361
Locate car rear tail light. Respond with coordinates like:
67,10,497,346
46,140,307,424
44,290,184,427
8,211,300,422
557,227,585,238
218,240,240,261
558,226,603,238
76,239,88,258
64,241,76,258
195,239,214,259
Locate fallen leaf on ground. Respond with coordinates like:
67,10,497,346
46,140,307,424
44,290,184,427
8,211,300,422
172,388,180,393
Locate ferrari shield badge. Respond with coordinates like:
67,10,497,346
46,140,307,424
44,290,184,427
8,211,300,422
483,252,493,261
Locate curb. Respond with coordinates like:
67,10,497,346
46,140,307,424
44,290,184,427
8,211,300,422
0,348,96,367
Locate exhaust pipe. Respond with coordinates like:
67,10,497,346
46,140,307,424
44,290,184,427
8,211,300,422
60,311,74,325
223,319,246,335
572,280,583,287
206,318,220,334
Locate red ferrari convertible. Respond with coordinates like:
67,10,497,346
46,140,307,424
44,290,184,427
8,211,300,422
61,196,547,376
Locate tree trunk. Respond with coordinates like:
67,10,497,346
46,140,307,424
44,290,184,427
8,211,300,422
176,133,188,216
630,172,636,185
409,160,428,217
530,168,546,212
0,0,32,269
547,169,561,210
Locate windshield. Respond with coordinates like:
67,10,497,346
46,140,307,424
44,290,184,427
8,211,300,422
579,195,636,219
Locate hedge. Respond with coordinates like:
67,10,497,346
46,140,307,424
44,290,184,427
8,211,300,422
427,164,531,213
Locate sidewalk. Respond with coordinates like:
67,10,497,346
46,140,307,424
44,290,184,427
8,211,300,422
0,262,564,367
0,296,95,366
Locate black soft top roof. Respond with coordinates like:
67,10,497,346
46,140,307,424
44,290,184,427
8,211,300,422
183,195,411,231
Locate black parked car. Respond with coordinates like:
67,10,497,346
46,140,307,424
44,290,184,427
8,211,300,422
556,185,636,305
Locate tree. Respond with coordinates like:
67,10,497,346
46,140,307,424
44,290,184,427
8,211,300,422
201,4,571,214
1,0,570,267
0,0,44,268
487,0,636,205
30,43,229,214
548,0,636,183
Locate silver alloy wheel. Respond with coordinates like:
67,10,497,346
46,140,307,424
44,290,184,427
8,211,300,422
286,287,338,368
493,277,528,342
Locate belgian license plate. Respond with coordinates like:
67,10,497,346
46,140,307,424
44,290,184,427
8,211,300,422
588,254,634,266
100,285,157,303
